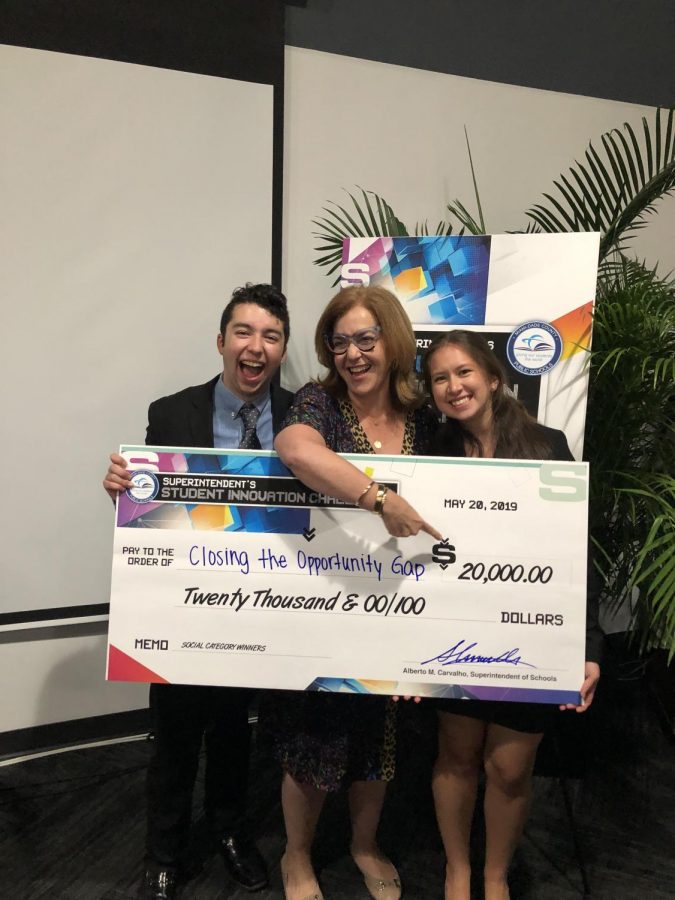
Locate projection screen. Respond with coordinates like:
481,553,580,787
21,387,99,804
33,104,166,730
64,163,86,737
1,44,274,628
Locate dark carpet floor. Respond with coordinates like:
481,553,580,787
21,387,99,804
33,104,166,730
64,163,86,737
1,639,673,899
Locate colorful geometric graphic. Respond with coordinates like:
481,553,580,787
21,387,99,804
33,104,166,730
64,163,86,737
117,451,310,534
552,300,594,360
107,644,169,684
343,235,491,324
305,676,576,705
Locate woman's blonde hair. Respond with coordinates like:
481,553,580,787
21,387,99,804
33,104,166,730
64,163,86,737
315,285,422,410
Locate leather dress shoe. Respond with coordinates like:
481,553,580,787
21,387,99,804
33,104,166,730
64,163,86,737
137,866,179,900
217,834,268,892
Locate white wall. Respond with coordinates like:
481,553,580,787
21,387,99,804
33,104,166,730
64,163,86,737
0,630,148,733
2,45,274,624
281,46,675,390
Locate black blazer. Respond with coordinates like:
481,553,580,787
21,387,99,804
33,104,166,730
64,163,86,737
433,421,602,663
145,375,293,449
433,421,574,461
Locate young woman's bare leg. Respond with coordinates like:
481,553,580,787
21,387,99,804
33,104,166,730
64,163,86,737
432,713,486,900
482,724,543,900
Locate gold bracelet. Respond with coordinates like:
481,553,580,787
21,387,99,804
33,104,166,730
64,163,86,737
355,480,375,506
373,485,388,516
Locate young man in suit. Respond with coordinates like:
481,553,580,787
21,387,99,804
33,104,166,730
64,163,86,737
104,283,292,900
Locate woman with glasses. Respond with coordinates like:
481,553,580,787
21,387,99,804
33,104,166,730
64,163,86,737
271,285,441,900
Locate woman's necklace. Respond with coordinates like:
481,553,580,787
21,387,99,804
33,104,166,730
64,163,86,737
361,413,403,452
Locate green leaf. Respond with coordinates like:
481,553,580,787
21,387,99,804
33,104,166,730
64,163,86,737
345,189,375,235
664,107,674,164
588,141,621,205
625,120,646,186
613,127,640,193
331,202,367,237
528,203,564,232
464,126,486,233
579,151,612,227
527,108,675,259
357,187,380,233
540,191,579,231
556,174,591,226
601,133,629,206
312,188,411,277
569,167,602,226
643,115,654,179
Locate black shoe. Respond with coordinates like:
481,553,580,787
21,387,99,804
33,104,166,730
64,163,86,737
216,834,268,892
137,867,179,899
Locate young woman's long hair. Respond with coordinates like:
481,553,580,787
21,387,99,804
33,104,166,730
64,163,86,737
422,330,554,459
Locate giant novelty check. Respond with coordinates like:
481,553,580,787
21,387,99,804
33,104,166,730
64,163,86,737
107,446,589,705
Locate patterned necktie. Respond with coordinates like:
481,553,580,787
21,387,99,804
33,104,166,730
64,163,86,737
238,402,261,449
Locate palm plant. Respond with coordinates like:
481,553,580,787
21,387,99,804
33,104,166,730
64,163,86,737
312,108,675,658
586,260,674,656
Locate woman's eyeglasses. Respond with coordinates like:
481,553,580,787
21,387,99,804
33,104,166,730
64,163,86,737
324,326,382,355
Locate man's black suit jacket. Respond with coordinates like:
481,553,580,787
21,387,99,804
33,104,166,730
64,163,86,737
145,375,294,448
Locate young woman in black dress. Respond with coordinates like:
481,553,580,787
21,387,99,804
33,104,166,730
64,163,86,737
422,331,601,900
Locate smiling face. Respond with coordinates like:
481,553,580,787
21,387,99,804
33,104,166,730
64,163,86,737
217,301,287,400
330,304,389,403
428,343,499,435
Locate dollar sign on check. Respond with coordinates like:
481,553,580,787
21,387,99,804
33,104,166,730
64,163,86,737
432,540,456,569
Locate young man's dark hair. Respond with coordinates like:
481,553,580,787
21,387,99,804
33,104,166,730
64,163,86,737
220,282,290,346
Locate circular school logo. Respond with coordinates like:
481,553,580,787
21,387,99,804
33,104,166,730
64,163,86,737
127,470,159,503
507,321,563,376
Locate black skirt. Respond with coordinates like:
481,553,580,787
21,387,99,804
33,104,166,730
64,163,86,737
435,697,557,734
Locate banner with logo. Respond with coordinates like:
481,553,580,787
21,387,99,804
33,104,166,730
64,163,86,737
107,446,589,705
341,233,599,458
